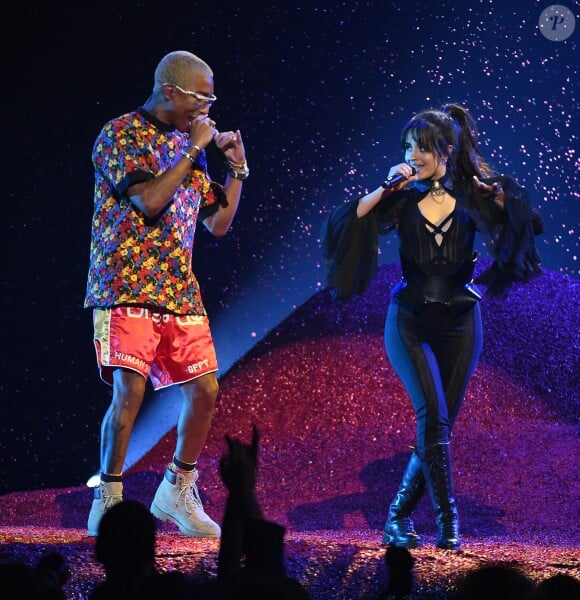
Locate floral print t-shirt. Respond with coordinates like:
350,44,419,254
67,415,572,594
84,108,226,315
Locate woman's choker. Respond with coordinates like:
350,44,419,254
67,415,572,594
430,180,446,203
406,175,453,195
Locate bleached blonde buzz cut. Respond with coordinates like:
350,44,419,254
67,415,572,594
153,50,213,93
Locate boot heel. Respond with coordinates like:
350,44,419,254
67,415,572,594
383,520,421,548
383,451,424,548
421,443,461,551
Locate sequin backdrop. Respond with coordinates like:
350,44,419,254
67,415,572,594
2,0,578,495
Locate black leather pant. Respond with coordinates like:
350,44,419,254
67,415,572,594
384,297,483,454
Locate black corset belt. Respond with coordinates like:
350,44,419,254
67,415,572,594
393,254,482,316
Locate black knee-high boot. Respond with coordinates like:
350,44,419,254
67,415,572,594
421,443,460,550
383,451,425,548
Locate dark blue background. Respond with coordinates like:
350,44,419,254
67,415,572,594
2,1,577,494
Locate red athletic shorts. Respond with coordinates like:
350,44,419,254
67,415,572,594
92,307,218,390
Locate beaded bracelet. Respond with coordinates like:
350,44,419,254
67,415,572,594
228,159,247,169
227,159,250,180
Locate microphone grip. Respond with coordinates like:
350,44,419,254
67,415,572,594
380,167,416,190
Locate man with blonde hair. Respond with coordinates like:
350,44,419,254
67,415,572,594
85,50,249,538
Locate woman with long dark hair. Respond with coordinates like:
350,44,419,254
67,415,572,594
321,103,542,550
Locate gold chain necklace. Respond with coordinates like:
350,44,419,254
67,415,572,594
430,180,446,204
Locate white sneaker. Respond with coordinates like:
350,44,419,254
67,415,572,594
87,481,123,537
150,467,221,538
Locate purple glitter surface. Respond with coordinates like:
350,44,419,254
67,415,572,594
1,263,578,599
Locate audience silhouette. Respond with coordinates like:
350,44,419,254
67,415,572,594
0,551,69,600
4,425,576,600
0,561,38,600
89,499,191,599
384,546,415,599
451,564,537,600
205,424,311,599
536,573,580,600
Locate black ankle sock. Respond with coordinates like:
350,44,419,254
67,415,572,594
100,472,122,483
172,455,197,472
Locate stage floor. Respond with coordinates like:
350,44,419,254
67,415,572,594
2,265,578,598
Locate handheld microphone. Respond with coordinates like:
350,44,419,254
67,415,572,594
380,167,416,190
